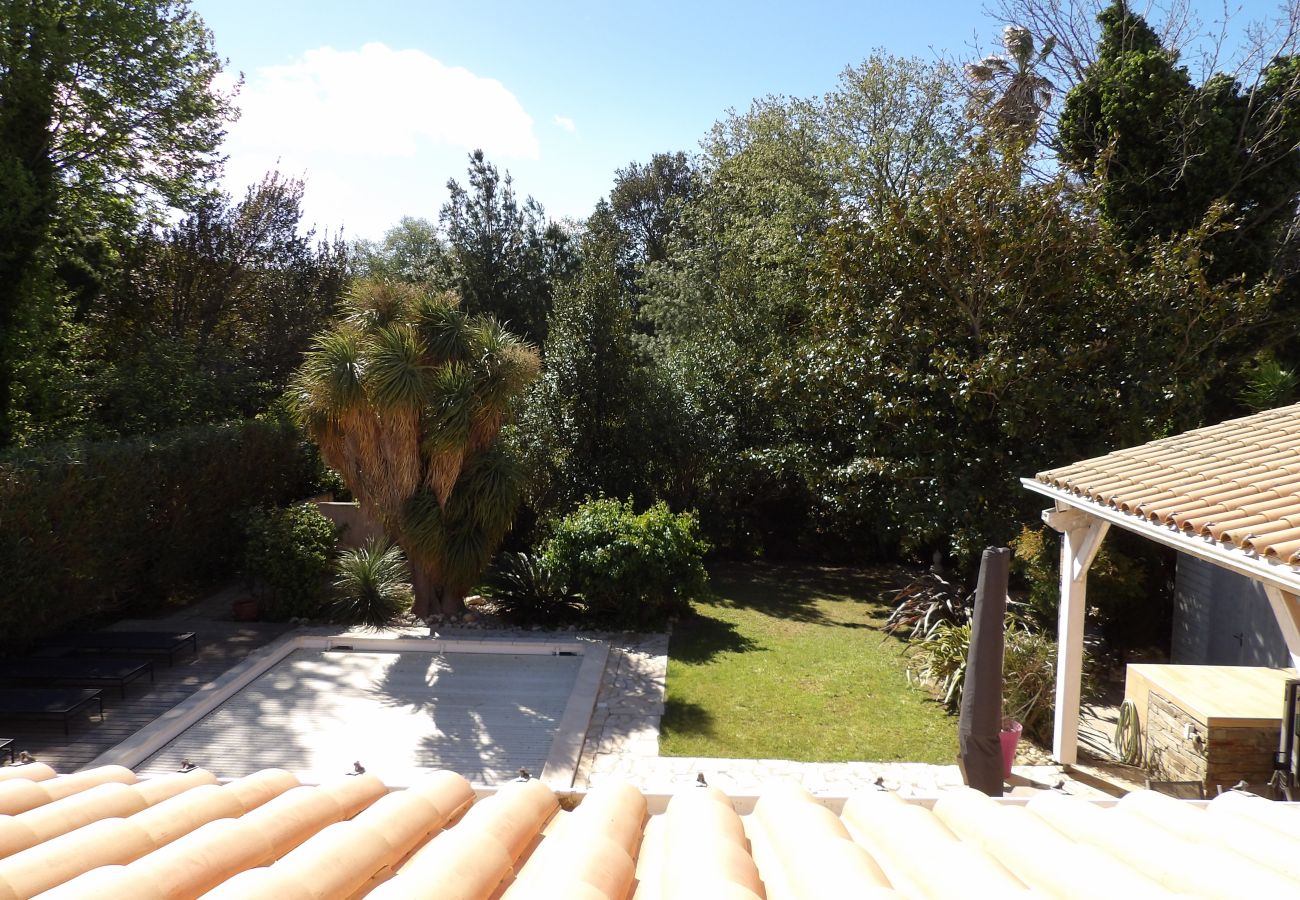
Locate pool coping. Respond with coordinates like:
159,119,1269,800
89,630,609,790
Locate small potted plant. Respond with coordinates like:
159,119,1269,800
1000,716,1023,778
231,595,259,622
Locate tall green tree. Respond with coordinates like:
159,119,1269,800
812,148,1275,567
439,150,574,345
352,217,447,285
81,173,348,436
603,152,698,287
0,6,62,448
1058,0,1300,284
518,229,693,521
293,280,539,618
823,53,969,215
0,0,235,446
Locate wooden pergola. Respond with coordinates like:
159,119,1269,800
1021,404,1300,764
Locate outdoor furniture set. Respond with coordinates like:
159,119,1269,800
0,631,196,738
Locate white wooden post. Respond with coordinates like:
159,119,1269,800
1263,585,1300,672
1043,504,1109,765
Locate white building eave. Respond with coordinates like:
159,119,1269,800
1021,478,1300,597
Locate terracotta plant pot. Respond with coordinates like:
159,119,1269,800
231,597,259,622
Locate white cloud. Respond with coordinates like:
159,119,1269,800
553,114,577,133
214,43,541,239
228,43,539,161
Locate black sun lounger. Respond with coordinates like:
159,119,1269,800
0,657,154,699
0,688,103,735
43,631,198,666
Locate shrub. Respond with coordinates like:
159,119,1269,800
482,551,581,625
331,539,412,628
243,503,338,620
905,614,1065,743
0,420,317,648
541,497,709,627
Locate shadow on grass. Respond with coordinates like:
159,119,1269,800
668,609,761,664
701,560,914,627
660,697,714,740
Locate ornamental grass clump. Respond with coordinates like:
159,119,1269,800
331,539,413,628
904,613,1061,742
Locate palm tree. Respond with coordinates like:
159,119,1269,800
966,26,1057,148
292,279,539,619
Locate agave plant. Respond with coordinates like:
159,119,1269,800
293,280,539,618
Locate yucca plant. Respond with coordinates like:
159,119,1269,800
331,539,413,628
883,571,973,640
293,280,539,618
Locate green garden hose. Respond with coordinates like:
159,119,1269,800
1115,699,1143,766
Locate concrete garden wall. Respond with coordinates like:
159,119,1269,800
314,501,386,549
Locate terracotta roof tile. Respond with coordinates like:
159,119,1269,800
1,764,1294,898
1035,404,1300,563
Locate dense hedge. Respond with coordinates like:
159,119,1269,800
0,420,318,648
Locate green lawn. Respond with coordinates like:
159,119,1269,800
659,561,959,763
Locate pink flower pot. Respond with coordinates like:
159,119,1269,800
1000,719,1023,779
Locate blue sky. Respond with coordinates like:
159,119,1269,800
191,0,1281,240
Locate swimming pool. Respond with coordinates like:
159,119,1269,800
98,634,608,788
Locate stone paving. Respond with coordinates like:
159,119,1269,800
572,632,668,787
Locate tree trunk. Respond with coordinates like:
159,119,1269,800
409,562,436,621
438,588,467,617
408,559,467,622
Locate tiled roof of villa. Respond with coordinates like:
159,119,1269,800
1034,403,1300,565
2,762,1297,898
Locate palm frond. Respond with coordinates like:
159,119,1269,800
364,324,429,412
446,447,524,539
297,328,366,419
341,279,417,329
414,292,472,364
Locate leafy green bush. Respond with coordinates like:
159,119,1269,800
243,503,338,620
541,498,709,627
331,539,412,628
0,420,317,648
905,614,1064,743
483,551,581,625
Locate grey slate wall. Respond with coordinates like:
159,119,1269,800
1172,554,1288,666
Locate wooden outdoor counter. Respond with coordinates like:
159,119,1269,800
1125,664,1295,730
1124,664,1296,791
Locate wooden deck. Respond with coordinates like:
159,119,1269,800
0,618,293,772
